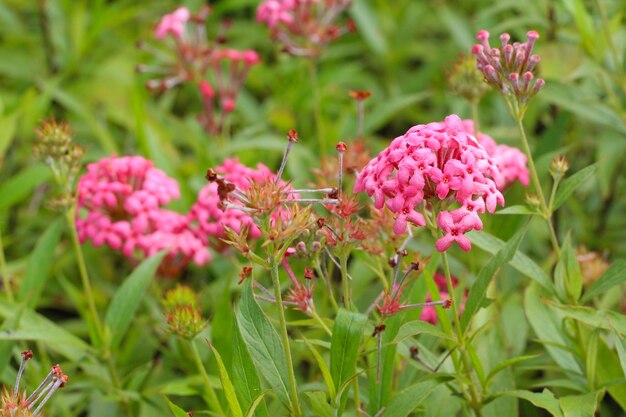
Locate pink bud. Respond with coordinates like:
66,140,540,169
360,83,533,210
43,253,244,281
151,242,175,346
222,98,236,112
242,50,261,65
198,80,215,99
499,32,510,47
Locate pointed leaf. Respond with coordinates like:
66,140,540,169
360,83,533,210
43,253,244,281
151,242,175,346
0,164,51,212
582,259,626,302
502,389,564,417
468,231,553,292
18,219,63,307
232,317,267,417
559,391,603,417
380,381,438,417
553,164,597,210
392,320,453,344
236,282,291,408
208,342,243,417
496,205,538,215
547,302,626,336
305,392,334,417
330,308,366,390
300,335,336,398
167,399,191,417
105,251,166,349
461,227,526,332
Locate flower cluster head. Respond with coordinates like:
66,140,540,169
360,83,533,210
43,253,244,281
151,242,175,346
76,156,210,275
162,285,207,339
33,119,85,208
1,350,68,416
155,7,190,39
462,120,529,188
189,158,294,246
140,6,260,134
256,0,354,57
197,49,260,134
472,30,544,115
447,53,490,104
354,115,505,252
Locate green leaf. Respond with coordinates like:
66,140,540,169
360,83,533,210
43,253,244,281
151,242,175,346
614,330,626,378
364,93,429,136
561,235,583,302
236,281,291,409
585,330,600,389
559,391,603,417
502,389,564,417
496,205,538,215
0,164,52,212
330,309,366,391
246,392,270,417
208,342,243,417
0,301,92,360
304,392,334,417
392,320,453,344
349,1,387,56
105,251,166,349
300,335,336,399
468,231,553,292
597,338,626,411
524,284,582,374
461,227,526,332
18,219,63,307
547,302,626,336
166,399,190,417
0,110,17,157
582,259,626,302
232,317,267,417
485,355,540,387
553,164,597,211
379,381,438,417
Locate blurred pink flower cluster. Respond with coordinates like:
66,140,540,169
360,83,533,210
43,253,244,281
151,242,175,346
355,115,522,252
76,156,279,275
142,7,260,135
256,0,353,57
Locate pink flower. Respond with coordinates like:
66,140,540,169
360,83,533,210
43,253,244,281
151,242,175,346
435,211,479,252
354,115,504,251
155,7,190,39
76,155,210,275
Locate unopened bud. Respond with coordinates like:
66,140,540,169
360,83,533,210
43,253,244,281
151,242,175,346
549,155,569,180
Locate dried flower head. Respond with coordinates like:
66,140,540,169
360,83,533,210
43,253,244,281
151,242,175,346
256,0,353,57
1,351,68,416
354,115,504,252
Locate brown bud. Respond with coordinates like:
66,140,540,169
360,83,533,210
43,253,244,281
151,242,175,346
304,267,314,280
336,142,347,152
287,129,299,143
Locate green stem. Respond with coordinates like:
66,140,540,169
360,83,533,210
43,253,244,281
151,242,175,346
0,230,14,302
308,59,325,155
314,260,339,312
514,117,561,256
441,251,483,417
270,262,302,417
189,340,225,416
65,207,104,346
340,253,351,310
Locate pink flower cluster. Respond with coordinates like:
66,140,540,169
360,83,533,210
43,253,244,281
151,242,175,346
189,158,292,244
198,49,261,132
354,115,505,252
460,120,529,188
154,7,190,39
76,156,210,275
472,30,545,103
256,0,353,57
